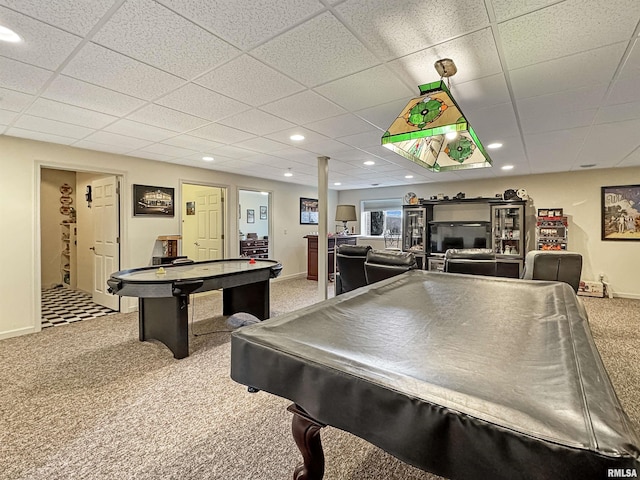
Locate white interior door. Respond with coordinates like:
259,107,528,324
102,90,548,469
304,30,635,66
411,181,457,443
91,176,120,310
194,188,223,261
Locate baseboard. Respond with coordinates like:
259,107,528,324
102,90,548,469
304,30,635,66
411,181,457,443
612,292,640,300
272,271,307,282
0,326,36,340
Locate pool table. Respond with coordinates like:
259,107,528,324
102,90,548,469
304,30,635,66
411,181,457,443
108,258,281,359
231,270,639,479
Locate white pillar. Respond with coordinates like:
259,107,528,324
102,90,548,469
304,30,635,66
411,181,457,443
317,156,329,301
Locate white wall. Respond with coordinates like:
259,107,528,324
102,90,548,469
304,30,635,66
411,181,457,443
337,168,640,298
239,190,269,239
0,135,338,339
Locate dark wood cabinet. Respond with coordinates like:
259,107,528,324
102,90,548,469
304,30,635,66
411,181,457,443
240,239,269,259
305,235,357,281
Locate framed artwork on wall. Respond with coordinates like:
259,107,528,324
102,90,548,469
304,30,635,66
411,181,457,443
300,197,318,225
247,209,255,223
260,205,267,220
133,184,175,217
601,184,640,240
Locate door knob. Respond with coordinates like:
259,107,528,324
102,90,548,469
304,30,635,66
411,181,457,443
194,242,200,246
89,246,95,250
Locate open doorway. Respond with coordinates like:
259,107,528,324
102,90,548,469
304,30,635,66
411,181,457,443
40,167,121,327
181,183,226,261
238,189,271,258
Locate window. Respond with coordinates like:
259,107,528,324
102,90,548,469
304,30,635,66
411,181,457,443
361,198,402,236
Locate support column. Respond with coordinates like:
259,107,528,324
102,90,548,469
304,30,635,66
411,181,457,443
317,156,329,301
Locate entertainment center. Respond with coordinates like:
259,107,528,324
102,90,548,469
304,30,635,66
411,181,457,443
402,197,527,277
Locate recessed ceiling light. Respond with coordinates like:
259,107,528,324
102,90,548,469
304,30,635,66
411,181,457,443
334,182,341,186
202,156,214,161
364,160,375,166
501,165,514,170
0,25,22,43
290,134,305,141
284,168,293,177
405,175,414,179
487,143,503,149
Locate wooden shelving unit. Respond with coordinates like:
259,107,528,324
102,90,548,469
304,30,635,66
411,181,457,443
61,222,77,288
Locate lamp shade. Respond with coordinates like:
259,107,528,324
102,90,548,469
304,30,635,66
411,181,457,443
335,204,357,222
381,80,492,172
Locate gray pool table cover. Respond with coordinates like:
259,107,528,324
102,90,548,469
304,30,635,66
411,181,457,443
231,270,640,479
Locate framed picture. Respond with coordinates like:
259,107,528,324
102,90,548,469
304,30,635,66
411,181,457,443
537,209,549,217
247,209,255,223
601,184,640,241
186,202,195,215
260,205,267,220
133,184,174,216
300,197,318,225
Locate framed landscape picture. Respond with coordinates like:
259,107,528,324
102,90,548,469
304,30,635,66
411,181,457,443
601,184,640,240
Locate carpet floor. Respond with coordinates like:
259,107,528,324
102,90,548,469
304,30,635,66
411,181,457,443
0,277,638,480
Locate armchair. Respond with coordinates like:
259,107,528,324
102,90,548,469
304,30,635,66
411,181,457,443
364,249,417,285
335,244,372,295
444,248,497,277
522,250,583,292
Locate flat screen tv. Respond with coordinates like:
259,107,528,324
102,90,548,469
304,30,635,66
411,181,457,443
429,221,492,254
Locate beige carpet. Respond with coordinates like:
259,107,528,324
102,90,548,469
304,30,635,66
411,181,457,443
0,278,638,480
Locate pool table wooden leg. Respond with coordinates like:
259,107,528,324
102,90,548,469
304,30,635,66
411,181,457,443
287,404,326,480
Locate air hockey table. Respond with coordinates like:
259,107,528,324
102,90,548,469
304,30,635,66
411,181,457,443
108,258,282,359
231,270,640,479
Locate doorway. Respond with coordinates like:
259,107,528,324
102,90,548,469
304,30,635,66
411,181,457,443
181,184,226,261
238,189,271,258
39,167,121,327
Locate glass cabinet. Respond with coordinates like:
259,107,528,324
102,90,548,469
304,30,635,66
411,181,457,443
491,203,524,257
402,205,427,268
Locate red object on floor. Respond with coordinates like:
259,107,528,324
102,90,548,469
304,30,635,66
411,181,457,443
249,258,256,264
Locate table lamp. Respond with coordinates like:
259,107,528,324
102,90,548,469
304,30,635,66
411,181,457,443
335,205,357,234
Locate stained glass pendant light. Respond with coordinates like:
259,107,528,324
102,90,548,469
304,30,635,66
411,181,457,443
381,59,492,172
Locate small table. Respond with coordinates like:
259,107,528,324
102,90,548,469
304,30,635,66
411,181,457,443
108,258,282,359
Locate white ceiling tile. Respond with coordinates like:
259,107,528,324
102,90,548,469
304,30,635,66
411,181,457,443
189,122,256,144
5,126,76,144
26,98,117,129
13,114,94,139
219,109,295,136
269,146,318,162
304,113,378,138
575,120,640,167
336,0,489,60
388,28,502,86
510,43,627,100
518,92,601,134
499,0,640,69
315,65,413,111
448,74,511,112
42,75,146,116
517,85,607,115
157,0,325,49
0,0,114,36
62,43,184,100
161,134,224,152
465,103,520,139
0,56,52,94
302,138,353,155
526,127,591,167
608,76,640,106
0,6,82,70
93,0,239,80
339,130,390,149
71,139,134,155
104,119,176,142
0,87,34,112
137,143,198,158
207,144,258,159
252,11,379,87
196,55,305,106
156,83,250,121
618,146,640,168
127,150,174,162
0,108,17,125
82,131,154,150
595,101,640,125
261,90,346,125
127,104,210,132
617,38,640,82
492,0,559,21
234,136,287,154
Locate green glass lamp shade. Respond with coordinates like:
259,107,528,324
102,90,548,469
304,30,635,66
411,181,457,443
381,81,492,172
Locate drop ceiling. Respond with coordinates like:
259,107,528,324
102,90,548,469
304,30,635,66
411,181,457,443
1,0,639,190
